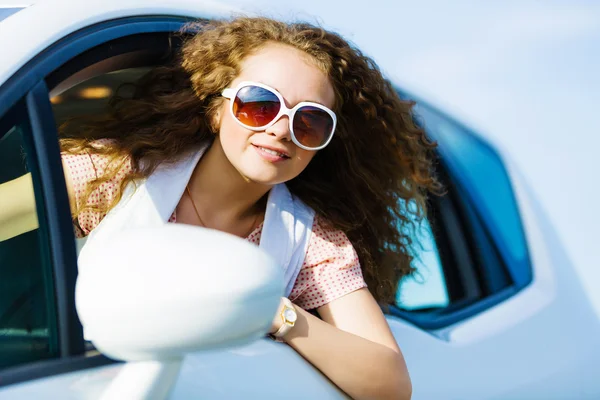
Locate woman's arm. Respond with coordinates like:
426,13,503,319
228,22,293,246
273,288,412,400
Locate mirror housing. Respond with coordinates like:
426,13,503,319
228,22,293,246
76,224,283,362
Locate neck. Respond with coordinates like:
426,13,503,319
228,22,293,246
187,140,271,220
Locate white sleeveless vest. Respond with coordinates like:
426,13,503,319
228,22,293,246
78,141,315,297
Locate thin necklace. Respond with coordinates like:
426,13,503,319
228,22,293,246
185,184,260,237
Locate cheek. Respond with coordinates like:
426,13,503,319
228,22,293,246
218,111,249,144
294,149,317,170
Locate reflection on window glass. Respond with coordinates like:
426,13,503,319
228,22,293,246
395,215,449,311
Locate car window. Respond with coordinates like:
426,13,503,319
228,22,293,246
415,103,530,288
53,65,456,315
0,102,59,370
389,97,531,328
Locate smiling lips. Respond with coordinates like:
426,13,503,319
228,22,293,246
252,144,291,162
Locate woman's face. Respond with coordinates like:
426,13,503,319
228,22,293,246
216,43,335,186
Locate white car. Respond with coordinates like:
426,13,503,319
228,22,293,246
1,0,599,399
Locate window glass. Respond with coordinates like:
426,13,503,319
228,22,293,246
0,104,59,369
396,217,449,311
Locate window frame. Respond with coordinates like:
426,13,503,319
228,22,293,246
0,16,190,388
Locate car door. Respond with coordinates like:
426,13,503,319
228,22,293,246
0,8,349,399
381,100,600,399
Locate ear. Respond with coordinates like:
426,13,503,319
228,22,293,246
209,98,226,133
210,111,221,134
207,111,221,135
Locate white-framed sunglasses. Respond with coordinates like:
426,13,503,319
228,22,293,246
221,81,337,151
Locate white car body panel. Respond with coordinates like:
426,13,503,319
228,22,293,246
1,0,599,399
0,340,348,399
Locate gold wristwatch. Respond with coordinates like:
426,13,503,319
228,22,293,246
272,297,297,339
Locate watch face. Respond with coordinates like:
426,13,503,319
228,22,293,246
283,308,297,323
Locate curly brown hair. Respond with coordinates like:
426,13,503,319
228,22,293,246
60,16,442,304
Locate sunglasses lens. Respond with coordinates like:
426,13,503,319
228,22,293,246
293,106,334,148
232,86,281,128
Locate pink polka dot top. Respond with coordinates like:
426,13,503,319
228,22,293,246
62,145,367,310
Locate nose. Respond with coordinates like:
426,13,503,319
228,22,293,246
265,115,292,141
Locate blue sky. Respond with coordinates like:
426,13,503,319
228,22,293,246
227,0,600,303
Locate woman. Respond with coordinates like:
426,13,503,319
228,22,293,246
59,16,441,400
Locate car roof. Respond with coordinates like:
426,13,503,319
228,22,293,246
0,0,241,86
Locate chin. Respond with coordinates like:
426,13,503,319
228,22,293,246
243,174,286,186
238,167,291,186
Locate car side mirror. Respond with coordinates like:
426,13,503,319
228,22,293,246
76,224,283,399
